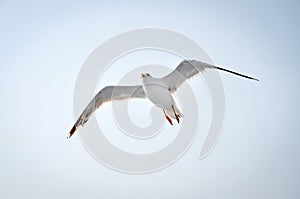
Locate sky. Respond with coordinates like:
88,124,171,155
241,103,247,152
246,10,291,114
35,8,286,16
0,0,300,198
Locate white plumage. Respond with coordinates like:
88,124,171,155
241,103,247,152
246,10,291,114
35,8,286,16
67,59,258,139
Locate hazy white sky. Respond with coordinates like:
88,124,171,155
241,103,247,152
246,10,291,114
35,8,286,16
0,0,299,198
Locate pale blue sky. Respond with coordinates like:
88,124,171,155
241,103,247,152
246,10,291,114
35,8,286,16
0,0,299,198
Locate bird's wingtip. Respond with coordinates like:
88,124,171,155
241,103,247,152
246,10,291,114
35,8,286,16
67,125,77,139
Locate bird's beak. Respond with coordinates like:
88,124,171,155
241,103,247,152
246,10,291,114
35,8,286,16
140,73,144,78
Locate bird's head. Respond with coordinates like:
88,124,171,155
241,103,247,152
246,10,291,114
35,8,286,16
140,73,151,79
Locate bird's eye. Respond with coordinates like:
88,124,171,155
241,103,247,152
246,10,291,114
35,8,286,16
146,73,150,76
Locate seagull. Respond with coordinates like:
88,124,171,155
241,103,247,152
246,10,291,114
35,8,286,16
67,60,258,139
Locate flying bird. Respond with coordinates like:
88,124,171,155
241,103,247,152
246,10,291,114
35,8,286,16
67,60,258,139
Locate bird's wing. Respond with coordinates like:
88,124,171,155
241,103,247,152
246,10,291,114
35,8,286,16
161,60,258,92
67,85,145,139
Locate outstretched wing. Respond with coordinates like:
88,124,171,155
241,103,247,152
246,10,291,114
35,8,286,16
161,60,258,92
67,85,145,139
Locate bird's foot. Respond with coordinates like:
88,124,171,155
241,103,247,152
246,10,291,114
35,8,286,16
172,105,180,124
163,109,173,125
175,114,180,124
166,115,173,125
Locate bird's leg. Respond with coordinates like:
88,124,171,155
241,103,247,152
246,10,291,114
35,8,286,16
172,105,180,124
163,109,173,125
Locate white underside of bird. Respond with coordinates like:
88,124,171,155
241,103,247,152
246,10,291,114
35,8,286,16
67,59,258,139
142,75,183,125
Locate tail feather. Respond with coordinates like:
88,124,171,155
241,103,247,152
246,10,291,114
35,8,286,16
175,106,183,118
166,106,183,119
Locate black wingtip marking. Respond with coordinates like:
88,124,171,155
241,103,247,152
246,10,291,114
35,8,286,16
67,125,77,139
214,66,259,81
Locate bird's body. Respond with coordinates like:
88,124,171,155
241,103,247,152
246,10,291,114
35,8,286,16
142,74,182,123
143,81,174,109
67,59,258,139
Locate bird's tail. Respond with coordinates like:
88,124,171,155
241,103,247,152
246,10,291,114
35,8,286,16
213,66,259,81
165,105,183,119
